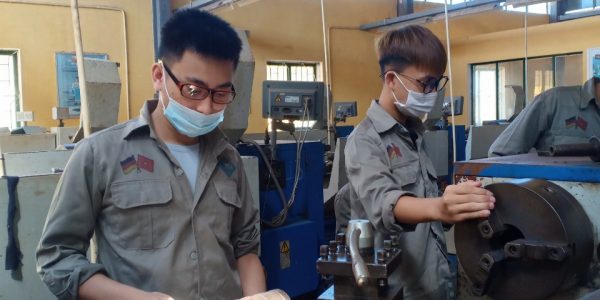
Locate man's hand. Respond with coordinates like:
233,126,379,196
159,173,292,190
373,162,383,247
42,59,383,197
237,253,266,296
79,274,174,300
146,292,175,300
238,289,290,300
436,180,495,223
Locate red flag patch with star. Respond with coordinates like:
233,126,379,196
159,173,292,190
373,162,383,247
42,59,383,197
137,154,154,173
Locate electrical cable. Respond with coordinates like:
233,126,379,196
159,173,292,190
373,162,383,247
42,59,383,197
286,100,310,211
240,100,311,226
269,100,309,225
443,0,457,168
240,139,288,226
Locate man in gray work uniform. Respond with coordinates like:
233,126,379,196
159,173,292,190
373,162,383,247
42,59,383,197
36,10,265,300
489,76,600,156
344,26,496,299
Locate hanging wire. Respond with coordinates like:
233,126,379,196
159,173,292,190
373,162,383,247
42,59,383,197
443,0,457,169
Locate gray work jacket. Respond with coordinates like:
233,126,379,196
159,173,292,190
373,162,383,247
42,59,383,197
489,79,600,156
344,100,452,300
36,100,259,300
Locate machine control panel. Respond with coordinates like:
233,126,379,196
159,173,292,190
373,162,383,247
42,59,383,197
263,81,325,121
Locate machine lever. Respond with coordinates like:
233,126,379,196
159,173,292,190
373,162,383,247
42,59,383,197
546,136,600,162
348,227,370,287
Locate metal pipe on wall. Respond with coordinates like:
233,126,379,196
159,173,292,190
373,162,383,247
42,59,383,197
0,0,132,120
70,0,90,136
319,0,333,146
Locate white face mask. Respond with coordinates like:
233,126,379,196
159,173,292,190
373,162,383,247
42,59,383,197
389,72,438,119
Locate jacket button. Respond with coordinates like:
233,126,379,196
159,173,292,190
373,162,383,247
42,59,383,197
175,167,184,176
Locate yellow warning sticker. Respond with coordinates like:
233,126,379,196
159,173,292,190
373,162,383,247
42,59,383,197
280,240,291,269
280,241,290,254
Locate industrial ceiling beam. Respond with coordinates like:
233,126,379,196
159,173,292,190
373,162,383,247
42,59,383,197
361,0,504,32
176,0,250,12
505,0,552,7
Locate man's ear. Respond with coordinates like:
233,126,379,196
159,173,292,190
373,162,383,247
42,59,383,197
384,72,396,90
151,63,164,91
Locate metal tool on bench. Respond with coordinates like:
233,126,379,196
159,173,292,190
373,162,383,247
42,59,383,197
317,220,403,300
545,136,600,162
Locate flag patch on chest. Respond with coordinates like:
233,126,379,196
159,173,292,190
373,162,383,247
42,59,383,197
565,116,588,131
137,155,154,173
120,155,137,174
386,143,402,161
120,154,155,174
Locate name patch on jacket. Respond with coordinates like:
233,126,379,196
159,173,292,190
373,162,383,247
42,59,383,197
386,143,402,161
120,154,154,174
565,116,588,131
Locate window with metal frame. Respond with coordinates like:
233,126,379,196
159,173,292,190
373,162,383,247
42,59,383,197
0,50,20,130
471,52,582,125
563,0,600,14
267,61,317,82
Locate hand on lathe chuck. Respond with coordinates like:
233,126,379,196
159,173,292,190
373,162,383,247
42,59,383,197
436,180,495,223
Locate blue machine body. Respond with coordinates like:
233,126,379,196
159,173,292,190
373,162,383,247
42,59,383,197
454,153,600,183
334,125,354,138
237,141,325,297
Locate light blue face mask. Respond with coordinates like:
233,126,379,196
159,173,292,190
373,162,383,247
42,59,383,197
160,66,224,137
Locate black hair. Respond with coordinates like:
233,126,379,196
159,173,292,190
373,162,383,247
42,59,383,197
377,25,447,76
158,9,242,67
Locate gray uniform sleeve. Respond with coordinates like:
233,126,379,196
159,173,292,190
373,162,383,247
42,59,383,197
334,183,352,232
489,92,552,156
231,154,260,258
36,140,105,300
345,133,415,234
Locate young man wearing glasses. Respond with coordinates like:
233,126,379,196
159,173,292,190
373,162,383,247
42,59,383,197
343,25,495,299
36,10,265,300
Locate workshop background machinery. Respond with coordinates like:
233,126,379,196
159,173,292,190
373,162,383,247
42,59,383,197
221,29,255,144
454,153,600,300
237,80,328,297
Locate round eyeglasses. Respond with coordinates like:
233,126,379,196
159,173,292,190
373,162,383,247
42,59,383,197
385,71,449,94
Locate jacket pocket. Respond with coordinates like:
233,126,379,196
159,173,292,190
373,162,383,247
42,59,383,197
210,180,242,244
424,157,441,197
430,222,449,260
109,179,174,250
391,159,419,188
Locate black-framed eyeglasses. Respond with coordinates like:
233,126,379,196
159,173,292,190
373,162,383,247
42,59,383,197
385,71,449,94
163,63,236,104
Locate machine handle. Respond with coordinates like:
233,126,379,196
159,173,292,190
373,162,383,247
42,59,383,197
548,136,600,162
348,227,370,287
